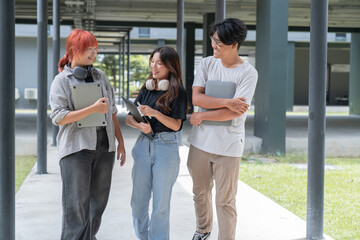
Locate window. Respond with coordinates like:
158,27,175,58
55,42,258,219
335,33,346,41
139,28,150,38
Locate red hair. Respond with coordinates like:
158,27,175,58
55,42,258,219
58,29,98,72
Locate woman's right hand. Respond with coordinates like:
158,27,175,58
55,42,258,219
93,97,108,113
138,122,152,134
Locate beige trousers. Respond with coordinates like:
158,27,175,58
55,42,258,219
187,145,241,240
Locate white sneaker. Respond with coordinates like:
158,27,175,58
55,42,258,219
192,231,211,240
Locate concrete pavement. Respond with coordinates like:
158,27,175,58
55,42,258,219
16,143,334,240
13,108,346,239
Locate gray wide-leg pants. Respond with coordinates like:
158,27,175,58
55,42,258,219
59,129,115,240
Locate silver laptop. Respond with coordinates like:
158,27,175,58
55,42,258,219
202,81,236,126
71,82,107,128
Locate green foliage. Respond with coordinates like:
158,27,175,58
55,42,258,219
95,54,119,89
239,157,360,240
95,54,150,96
16,155,37,192
129,54,150,84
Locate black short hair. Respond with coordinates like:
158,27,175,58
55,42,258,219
209,18,248,50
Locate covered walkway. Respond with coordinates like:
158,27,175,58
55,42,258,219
2,1,360,239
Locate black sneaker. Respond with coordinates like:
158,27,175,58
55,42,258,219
192,231,211,240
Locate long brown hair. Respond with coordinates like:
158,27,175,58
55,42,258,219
143,46,184,115
58,29,98,72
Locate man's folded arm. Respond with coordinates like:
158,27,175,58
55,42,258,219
192,86,249,114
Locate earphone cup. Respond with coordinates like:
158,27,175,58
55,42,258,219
158,80,169,91
146,79,155,90
73,66,88,79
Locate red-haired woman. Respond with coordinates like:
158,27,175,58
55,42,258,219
49,29,126,239
126,46,188,239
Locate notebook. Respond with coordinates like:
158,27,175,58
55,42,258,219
202,81,236,126
71,82,107,128
122,96,154,139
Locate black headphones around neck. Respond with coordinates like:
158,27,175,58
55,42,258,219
73,65,93,80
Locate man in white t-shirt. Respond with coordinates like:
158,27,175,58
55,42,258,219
187,18,258,240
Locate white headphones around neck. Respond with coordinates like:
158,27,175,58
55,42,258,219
146,79,169,91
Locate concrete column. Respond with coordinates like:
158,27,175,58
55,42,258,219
287,42,295,111
254,0,288,154
0,0,15,238
126,33,130,99
52,0,60,146
185,22,196,112
37,0,48,174
306,0,328,239
203,13,215,57
216,0,226,22
349,33,360,115
177,0,184,67
122,37,125,106
118,42,122,104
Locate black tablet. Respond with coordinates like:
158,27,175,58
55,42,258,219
122,96,154,139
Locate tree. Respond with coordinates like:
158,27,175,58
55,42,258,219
95,54,118,90
95,54,150,97
129,54,150,85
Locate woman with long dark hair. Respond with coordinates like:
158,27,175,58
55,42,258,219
126,46,188,240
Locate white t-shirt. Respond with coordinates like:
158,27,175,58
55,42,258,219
187,56,258,157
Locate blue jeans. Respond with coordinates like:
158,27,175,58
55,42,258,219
131,132,180,240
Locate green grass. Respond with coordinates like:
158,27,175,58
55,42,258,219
239,155,360,240
247,111,348,115
243,111,348,116
15,155,37,193
286,111,349,116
